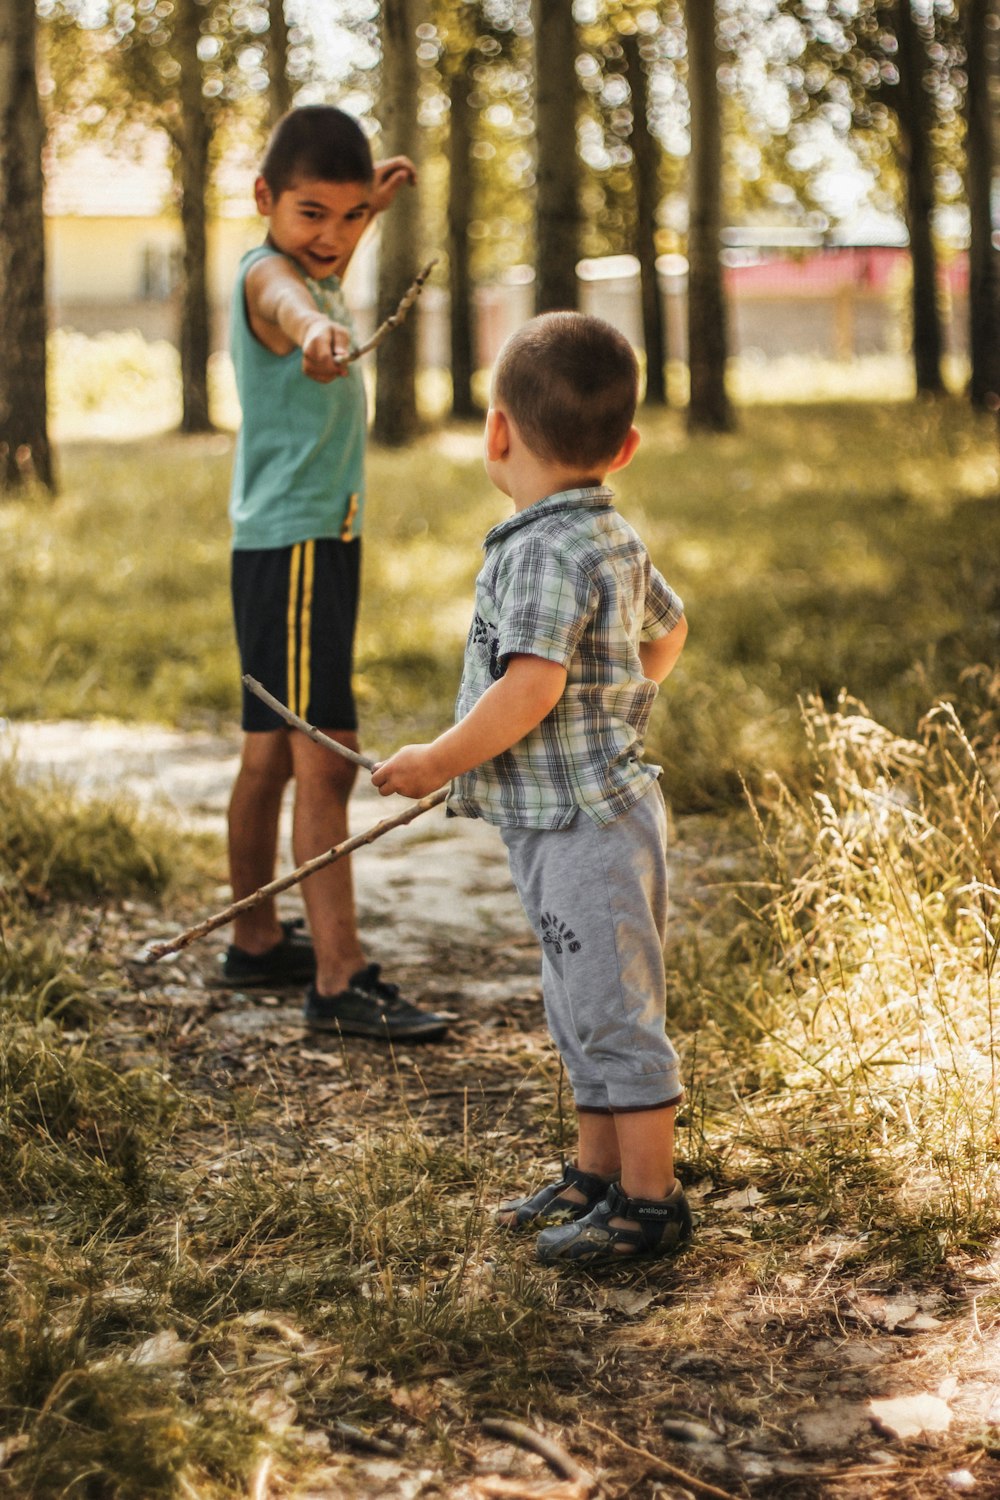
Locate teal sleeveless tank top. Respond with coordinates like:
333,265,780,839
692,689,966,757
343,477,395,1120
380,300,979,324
228,245,367,550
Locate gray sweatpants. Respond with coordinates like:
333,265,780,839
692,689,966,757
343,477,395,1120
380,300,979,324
500,784,683,1112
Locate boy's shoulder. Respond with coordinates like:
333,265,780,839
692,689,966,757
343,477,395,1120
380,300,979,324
494,498,645,566
234,242,282,287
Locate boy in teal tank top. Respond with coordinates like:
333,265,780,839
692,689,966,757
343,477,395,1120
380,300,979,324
222,105,449,1043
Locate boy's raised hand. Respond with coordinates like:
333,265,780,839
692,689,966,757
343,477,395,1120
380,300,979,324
371,156,417,215
301,317,352,383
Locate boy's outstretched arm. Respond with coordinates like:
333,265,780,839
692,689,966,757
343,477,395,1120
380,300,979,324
639,614,688,684
372,654,567,800
245,257,352,382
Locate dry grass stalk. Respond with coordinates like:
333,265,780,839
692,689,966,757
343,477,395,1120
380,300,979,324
582,1418,736,1500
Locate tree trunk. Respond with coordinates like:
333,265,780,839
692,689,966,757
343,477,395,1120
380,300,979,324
895,0,945,395
174,0,214,433
373,0,422,446
685,0,733,432
0,0,54,492
532,0,579,313
964,0,1000,409
267,0,293,126
448,49,479,418
623,30,667,406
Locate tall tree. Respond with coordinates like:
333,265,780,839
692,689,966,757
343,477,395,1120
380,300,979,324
532,0,580,312
782,0,960,397
622,26,667,406
44,2,272,434
173,0,213,433
267,0,293,125
685,0,733,432
963,0,1000,409
0,0,54,492
374,0,423,445
447,37,479,417
894,0,944,394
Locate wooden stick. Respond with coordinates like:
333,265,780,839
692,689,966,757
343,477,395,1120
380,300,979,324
243,675,376,770
345,258,438,362
581,1420,735,1500
481,1419,595,1489
142,787,448,961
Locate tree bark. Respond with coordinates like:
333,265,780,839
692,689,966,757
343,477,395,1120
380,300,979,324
963,0,1000,408
623,30,667,406
267,0,293,126
373,0,422,446
0,0,54,492
895,0,945,395
685,0,733,432
174,0,214,433
532,0,579,313
448,49,479,418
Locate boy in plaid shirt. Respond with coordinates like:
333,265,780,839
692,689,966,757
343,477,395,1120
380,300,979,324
373,312,691,1264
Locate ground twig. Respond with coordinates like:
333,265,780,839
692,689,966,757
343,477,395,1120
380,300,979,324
482,1419,596,1489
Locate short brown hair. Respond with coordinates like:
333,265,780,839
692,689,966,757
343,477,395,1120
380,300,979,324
493,312,638,470
261,106,374,195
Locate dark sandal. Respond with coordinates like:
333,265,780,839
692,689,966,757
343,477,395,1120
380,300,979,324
535,1180,692,1264
497,1162,618,1230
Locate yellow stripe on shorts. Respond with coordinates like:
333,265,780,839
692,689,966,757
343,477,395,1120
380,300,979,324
286,543,302,715
298,540,315,718
340,493,359,542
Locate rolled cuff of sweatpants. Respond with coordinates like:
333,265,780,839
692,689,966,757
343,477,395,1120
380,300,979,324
570,1063,684,1114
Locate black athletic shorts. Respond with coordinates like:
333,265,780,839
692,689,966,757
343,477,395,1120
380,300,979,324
231,537,361,733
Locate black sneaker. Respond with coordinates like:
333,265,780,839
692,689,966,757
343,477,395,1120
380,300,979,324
303,964,450,1042
218,919,316,988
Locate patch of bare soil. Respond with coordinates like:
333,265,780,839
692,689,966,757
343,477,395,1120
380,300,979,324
12,723,1000,1500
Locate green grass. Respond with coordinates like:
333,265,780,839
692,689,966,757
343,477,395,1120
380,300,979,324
2,344,1000,1493
5,391,999,813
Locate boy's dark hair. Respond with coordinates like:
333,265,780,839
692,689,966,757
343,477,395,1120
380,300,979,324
261,106,374,194
493,312,638,470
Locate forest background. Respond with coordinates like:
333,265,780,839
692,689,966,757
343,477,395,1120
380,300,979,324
1,3,1000,1499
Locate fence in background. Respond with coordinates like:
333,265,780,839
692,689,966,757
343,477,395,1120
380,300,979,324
50,244,972,369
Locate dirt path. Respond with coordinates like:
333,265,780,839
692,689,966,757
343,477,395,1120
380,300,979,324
7,721,1000,1500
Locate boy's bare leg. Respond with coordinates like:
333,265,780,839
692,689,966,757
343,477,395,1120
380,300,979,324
546,1106,677,1230
576,1110,623,1180
289,729,367,996
228,729,293,954
615,1105,677,1201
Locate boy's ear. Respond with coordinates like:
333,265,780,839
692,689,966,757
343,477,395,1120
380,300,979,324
485,406,510,462
605,425,641,475
254,176,274,216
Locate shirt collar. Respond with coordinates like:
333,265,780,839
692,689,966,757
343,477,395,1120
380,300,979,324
484,484,615,547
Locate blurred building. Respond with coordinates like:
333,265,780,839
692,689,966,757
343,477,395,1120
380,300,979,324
46,144,970,368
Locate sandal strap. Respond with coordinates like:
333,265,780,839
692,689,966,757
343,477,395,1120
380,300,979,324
499,1161,617,1228
604,1181,684,1252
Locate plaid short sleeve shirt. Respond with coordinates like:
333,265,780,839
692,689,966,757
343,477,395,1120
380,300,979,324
447,485,684,829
